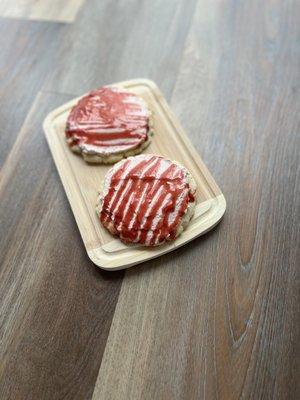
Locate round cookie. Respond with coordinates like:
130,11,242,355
65,86,152,164
96,154,197,246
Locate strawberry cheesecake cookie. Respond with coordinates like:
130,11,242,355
96,154,197,246
65,86,152,163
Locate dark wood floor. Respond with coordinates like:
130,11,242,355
0,1,299,399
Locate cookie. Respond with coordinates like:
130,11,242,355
96,154,197,246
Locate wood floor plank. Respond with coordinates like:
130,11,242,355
43,0,198,99
92,1,300,399
0,91,124,400
0,18,65,168
0,0,85,23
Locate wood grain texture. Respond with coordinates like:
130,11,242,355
43,0,197,98
0,18,65,168
44,79,225,270
0,0,299,399
0,0,85,22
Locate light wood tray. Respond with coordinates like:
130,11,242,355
43,79,226,270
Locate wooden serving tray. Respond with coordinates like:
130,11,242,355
43,79,226,270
